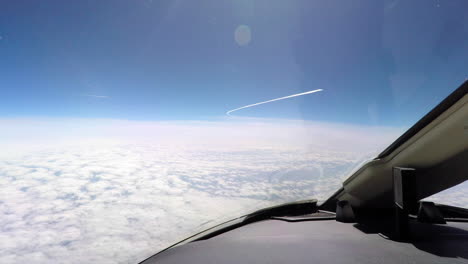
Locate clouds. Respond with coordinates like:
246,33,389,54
423,180,468,208
1,144,344,263
0,118,404,263
0,118,402,153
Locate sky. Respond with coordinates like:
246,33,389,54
1,1,468,263
0,0,466,125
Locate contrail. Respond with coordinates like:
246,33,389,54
226,89,323,115
83,94,109,99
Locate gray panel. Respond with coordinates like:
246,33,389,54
143,220,468,264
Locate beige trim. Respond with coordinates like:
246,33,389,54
339,94,468,207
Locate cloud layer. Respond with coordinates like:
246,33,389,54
0,118,407,263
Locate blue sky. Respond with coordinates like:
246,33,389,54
1,3,467,263
0,0,467,126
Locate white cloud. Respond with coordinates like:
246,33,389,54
422,180,468,208
0,118,405,263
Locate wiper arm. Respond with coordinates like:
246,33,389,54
243,199,318,223
194,199,319,241
140,199,322,263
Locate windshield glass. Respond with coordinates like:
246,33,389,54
1,1,467,263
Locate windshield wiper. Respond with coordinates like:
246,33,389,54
193,199,320,241
243,199,319,222
139,199,326,263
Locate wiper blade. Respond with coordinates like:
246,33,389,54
243,199,318,223
194,199,319,241
139,199,321,263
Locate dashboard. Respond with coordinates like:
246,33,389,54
142,218,468,264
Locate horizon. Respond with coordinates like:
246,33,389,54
1,1,467,263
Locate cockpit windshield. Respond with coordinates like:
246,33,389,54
0,1,467,263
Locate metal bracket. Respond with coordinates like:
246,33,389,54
393,167,417,240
